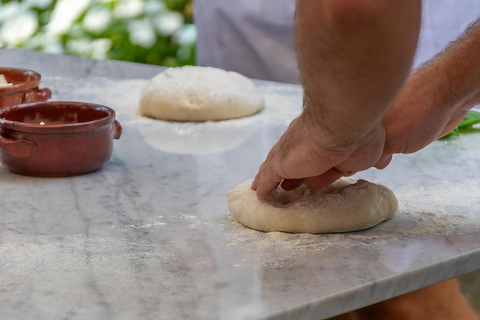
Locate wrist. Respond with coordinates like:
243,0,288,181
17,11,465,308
301,91,384,149
300,103,384,151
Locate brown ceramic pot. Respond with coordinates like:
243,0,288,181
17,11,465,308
0,67,52,107
0,101,122,176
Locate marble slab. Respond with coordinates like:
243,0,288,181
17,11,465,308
0,48,479,320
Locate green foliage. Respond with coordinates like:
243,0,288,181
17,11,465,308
0,0,196,67
441,110,480,139
164,0,192,18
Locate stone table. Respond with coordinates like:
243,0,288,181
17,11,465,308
0,48,479,320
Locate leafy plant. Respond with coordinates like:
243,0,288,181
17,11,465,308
0,0,195,67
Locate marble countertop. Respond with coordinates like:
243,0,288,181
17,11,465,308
1,48,479,320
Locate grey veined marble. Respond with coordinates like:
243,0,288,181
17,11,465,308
0,49,479,320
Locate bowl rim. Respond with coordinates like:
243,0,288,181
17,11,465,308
0,101,116,133
0,67,42,93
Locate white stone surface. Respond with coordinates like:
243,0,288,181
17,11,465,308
0,49,479,320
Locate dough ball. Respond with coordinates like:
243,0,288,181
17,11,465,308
139,66,265,121
227,178,398,234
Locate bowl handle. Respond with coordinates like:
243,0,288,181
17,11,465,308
0,134,38,158
24,87,52,103
112,120,122,140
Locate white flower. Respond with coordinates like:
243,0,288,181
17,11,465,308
0,11,38,46
128,19,156,48
83,7,112,34
66,38,91,55
91,38,112,59
46,0,91,36
154,11,184,36
65,37,112,59
113,0,144,19
144,0,167,16
173,24,196,46
0,2,21,22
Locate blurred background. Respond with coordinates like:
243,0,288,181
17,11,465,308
0,0,196,67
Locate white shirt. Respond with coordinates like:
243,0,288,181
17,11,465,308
194,0,480,84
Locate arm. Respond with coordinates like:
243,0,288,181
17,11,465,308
377,17,480,168
252,0,421,199
298,0,420,143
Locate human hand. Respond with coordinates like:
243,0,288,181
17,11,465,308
254,0,420,200
251,113,386,199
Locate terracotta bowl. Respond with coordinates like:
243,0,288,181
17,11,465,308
0,101,122,176
0,67,52,107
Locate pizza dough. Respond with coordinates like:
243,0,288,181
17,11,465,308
139,66,265,121
227,178,398,233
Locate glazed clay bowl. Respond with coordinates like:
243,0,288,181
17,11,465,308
0,101,122,176
0,67,52,107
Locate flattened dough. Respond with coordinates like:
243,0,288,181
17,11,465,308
227,178,398,233
139,66,265,121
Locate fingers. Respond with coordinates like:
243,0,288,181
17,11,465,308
255,167,345,198
251,146,283,199
254,167,283,199
306,168,344,189
280,178,306,190
251,161,267,191
251,141,281,194
252,120,387,199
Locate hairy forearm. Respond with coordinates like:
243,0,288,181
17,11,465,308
379,16,480,157
418,17,480,114
296,0,421,146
